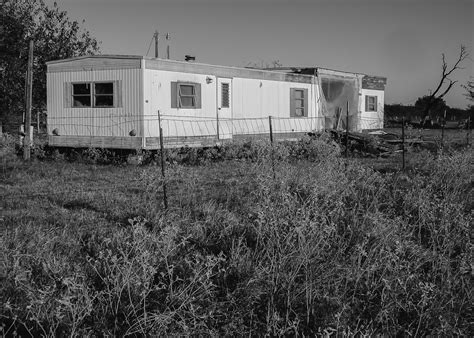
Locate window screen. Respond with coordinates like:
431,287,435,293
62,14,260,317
221,83,230,108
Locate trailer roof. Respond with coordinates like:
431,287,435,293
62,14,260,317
46,55,315,83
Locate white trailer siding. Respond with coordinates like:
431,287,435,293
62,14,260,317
143,69,217,140
47,56,143,148
232,78,320,136
47,68,142,137
143,59,318,147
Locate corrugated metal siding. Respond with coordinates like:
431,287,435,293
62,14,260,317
47,68,142,138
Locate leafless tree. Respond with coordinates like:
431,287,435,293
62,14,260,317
423,45,469,119
462,77,473,103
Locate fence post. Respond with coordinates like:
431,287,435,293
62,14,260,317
441,109,446,149
23,40,34,161
216,109,220,140
269,115,273,143
269,116,275,180
345,101,349,158
466,116,471,146
402,116,405,170
158,110,168,209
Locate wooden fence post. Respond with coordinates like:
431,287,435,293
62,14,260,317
269,116,275,180
345,101,349,158
402,116,406,170
269,115,273,143
158,110,168,209
23,40,34,160
441,109,446,149
467,115,471,147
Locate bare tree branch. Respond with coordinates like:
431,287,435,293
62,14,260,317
423,45,469,119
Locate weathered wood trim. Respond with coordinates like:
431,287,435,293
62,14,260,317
48,135,143,149
48,58,142,73
145,59,313,84
145,131,312,149
362,75,387,90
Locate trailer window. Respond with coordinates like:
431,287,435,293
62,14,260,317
95,83,114,107
179,84,196,108
73,83,91,107
171,82,202,109
290,88,308,117
365,95,377,112
71,82,116,108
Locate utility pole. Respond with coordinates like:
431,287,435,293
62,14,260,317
166,33,171,59
154,30,159,58
23,40,34,160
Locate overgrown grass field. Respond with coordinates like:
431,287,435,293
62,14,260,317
1,134,473,336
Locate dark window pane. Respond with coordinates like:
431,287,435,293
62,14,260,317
95,82,113,94
295,99,304,108
180,97,194,107
95,95,114,107
180,85,194,96
294,90,304,99
73,95,91,107
73,83,90,95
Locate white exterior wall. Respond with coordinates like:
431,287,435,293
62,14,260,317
47,68,142,137
143,69,217,138
360,88,384,129
232,79,320,135
143,68,321,139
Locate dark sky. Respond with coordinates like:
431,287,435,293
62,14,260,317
46,0,473,108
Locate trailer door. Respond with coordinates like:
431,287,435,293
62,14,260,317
217,78,232,139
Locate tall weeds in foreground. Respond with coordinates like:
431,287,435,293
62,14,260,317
1,137,472,335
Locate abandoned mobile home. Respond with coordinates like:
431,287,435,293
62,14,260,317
46,55,387,149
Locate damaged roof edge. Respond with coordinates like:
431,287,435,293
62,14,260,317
46,54,143,65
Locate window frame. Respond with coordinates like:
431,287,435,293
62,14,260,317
71,81,115,108
365,95,378,112
290,87,308,118
93,82,114,108
171,81,202,109
177,82,198,109
178,83,196,108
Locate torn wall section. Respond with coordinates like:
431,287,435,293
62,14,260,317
317,69,363,131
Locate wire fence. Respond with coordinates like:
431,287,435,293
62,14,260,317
1,114,472,212
37,113,385,147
